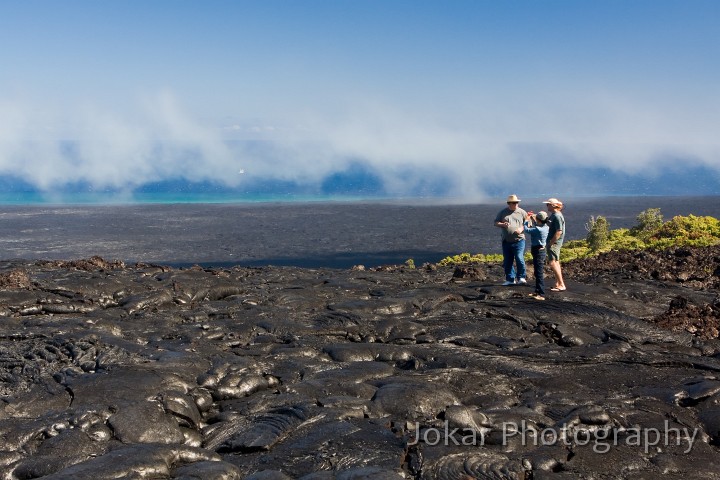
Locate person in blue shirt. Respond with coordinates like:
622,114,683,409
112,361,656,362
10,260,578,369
522,210,550,300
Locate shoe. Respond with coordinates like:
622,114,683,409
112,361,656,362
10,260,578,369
550,287,567,292
502,280,515,286
533,295,546,301
518,278,527,284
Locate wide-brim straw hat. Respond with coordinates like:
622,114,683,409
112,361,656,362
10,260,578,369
506,194,521,203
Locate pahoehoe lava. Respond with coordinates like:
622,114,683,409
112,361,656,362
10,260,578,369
1,247,720,479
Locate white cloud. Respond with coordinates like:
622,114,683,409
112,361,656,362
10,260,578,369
0,89,718,200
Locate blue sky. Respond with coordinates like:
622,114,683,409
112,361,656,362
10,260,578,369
1,0,718,199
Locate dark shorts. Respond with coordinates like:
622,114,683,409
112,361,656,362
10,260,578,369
548,243,562,261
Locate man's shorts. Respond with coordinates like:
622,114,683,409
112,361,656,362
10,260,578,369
548,243,562,261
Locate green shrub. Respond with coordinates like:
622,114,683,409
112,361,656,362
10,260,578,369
560,244,592,262
632,208,664,240
585,215,610,251
563,239,586,249
650,215,720,247
438,252,503,266
608,228,646,250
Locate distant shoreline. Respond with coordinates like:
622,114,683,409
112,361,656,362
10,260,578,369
0,193,718,208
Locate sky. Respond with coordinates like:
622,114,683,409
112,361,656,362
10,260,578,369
0,0,719,200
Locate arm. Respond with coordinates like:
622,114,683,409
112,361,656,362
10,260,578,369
548,231,562,245
494,213,509,229
547,216,562,245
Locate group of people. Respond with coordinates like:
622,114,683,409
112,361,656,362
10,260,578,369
493,194,566,301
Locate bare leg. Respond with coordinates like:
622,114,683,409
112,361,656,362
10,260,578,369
548,259,565,289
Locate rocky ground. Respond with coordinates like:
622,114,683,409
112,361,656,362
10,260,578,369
563,245,720,339
1,247,720,479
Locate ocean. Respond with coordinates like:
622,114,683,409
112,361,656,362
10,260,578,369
0,195,718,269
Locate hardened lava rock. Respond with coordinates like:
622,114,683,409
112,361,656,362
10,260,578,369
1,249,720,478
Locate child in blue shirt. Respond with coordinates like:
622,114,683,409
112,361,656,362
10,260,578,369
523,211,550,300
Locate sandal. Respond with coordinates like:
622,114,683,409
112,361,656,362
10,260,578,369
550,287,566,292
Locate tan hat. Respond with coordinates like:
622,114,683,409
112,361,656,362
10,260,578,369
535,211,548,222
543,197,563,206
506,194,521,203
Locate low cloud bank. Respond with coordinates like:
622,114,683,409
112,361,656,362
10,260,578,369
0,92,718,202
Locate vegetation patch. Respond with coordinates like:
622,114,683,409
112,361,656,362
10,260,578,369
438,209,720,266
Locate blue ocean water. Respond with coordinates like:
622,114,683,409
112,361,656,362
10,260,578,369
0,174,390,205
0,158,719,206
0,190,378,206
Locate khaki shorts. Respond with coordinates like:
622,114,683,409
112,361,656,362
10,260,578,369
548,243,562,261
